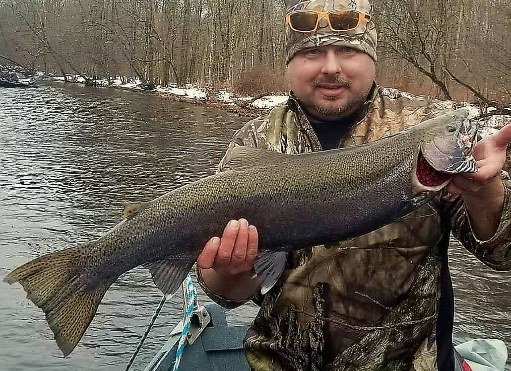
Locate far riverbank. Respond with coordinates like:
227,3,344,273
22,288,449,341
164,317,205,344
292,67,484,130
44,75,288,119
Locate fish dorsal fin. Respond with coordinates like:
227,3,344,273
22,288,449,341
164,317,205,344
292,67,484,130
222,146,287,171
122,202,147,219
144,259,193,296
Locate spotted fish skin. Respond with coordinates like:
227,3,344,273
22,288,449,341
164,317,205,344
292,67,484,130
4,109,478,356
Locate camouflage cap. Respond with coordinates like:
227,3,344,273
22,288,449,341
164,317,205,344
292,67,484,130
285,0,377,63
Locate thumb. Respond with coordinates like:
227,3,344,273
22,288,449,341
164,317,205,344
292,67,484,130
491,122,511,149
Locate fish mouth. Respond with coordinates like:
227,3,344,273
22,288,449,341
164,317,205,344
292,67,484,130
415,144,478,191
414,115,479,191
415,119,478,191
415,151,452,189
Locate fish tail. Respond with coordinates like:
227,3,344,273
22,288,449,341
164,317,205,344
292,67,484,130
4,247,111,356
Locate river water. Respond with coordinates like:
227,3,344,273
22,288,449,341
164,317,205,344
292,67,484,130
0,82,509,370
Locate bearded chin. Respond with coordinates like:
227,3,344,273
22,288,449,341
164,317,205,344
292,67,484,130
311,86,372,120
312,97,353,118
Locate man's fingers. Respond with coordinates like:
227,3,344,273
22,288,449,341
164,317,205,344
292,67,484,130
456,178,482,193
198,219,258,275
245,225,259,267
231,219,249,265
492,123,511,149
197,237,220,269
215,219,239,266
471,158,502,181
446,181,458,195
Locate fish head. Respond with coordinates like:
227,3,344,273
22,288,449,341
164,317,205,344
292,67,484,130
414,109,479,191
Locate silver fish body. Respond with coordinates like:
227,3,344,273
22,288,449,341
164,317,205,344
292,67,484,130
5,109,478,356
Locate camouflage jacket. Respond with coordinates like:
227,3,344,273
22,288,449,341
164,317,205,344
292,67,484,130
199,86,511,370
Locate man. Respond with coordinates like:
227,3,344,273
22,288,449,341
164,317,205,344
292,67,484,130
197,0,511,369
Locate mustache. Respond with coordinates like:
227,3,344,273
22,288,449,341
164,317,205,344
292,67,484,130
313,77,351,87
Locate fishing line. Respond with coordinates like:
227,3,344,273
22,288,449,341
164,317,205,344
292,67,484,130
125,294,167,371
125,273,197,371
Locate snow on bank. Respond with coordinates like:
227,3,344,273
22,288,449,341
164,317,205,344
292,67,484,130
252,95,289,109
49,75,288,110
157,85,288,108
158,84,208,100
483,110,511,130
47,75,510,129
468,107,511,137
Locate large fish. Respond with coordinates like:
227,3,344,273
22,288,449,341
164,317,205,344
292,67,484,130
5,109,479,356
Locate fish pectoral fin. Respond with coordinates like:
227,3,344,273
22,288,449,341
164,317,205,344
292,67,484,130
122,201,147,219
223,146,287,171
253,250,288,295
144,259,193,296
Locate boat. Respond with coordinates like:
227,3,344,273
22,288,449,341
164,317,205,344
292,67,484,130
139,277,507,371
142,302,508,371
144,303,249,371
0,63,36,88
0,78,36,88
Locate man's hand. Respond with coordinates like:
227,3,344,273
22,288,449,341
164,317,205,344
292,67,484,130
197,219,260,303
448,123,511,196
447,123,511,240
197,218,259,275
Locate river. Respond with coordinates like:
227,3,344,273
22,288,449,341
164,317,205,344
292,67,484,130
0,82,509,370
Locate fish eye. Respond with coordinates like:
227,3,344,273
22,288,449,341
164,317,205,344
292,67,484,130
447,125,456,132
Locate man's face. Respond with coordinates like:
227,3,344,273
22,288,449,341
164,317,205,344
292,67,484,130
287,45,376,122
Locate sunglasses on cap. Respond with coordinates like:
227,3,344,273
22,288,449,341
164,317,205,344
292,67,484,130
285,10,371,33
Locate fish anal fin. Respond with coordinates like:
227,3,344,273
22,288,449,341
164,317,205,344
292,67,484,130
122,202,147,219
253,250,288,295
145,259,193,296
223,146,287,171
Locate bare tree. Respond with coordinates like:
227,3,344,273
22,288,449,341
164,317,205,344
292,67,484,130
0,0,507,104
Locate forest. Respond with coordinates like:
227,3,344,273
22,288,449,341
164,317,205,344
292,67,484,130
0,0,509,108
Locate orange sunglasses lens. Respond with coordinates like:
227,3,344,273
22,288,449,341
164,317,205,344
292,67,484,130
329,11,360,31
287,11,367,32
288,12,320,32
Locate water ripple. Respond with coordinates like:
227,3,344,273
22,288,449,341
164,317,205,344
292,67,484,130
0,82,254,370
1,82,510,369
